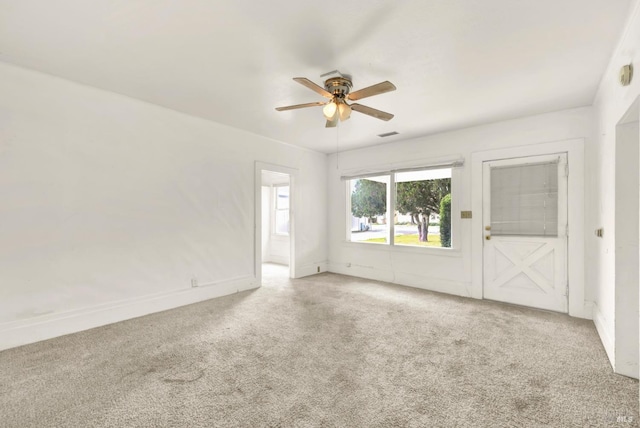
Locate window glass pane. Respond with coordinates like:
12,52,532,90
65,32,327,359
276,186,289,210
349,176,389,244
275,210,289,235
394,169,452,248
490,162,558,236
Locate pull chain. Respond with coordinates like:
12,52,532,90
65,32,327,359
336,118,340,169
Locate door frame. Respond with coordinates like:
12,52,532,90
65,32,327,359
471,139,586,318
255,162,298,285
482,153,569,313
614,97,640,378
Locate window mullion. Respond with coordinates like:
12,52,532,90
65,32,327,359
389,174,395,246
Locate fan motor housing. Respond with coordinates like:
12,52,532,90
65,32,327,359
324,77,352,98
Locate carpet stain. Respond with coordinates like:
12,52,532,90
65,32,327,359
528,376,549,389
514,397,531,411
162,368,205,384
446,362,465,377
513,394,550,414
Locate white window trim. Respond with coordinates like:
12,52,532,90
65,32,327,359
345,166,461,252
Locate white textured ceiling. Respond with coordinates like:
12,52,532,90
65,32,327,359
0,1,633,153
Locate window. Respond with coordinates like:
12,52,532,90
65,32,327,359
490,161,558,236
349,175,390,243
395,168,451,247
274,185,289,235
347,166,455,249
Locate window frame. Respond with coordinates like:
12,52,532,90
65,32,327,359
345,166,461,253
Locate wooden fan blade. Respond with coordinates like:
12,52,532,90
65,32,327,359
347,81,396,101
275,101,325,111
293,77,333,99
351,103,394,121
326,117,338,128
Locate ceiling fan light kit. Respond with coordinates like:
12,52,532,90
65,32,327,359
322,100,338,120
276,74,396,127
338,102,351,121
323,99,352,120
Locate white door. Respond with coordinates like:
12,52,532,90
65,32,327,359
483,154,568,313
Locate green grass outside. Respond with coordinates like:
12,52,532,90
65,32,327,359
365,234,442,247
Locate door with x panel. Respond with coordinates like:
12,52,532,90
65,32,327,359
483,153,568,313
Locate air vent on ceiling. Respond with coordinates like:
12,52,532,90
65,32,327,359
378,131,399,138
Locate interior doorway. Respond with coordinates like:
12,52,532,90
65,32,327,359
614,97,639,379
261,170,291,279
254,162,297,284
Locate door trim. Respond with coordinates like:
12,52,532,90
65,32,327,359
471,139,586,318
482,153,568,313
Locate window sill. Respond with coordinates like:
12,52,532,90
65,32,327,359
341,240,462,257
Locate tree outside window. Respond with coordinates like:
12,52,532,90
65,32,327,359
395,169,451,247
349,176,389,243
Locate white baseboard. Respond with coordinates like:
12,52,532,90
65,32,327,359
592,302,615,370
295,262,328,278
0,276,257,352
328,263,476,299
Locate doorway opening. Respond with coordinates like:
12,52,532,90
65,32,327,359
255,162,297,285
261,170,291,280
614,96,639,379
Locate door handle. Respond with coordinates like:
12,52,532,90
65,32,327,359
485,235,491,240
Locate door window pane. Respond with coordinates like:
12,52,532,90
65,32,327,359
490,162,558,236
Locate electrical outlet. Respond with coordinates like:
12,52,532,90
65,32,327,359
191,278,198,287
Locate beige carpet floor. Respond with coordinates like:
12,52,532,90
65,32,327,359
0,264,638,427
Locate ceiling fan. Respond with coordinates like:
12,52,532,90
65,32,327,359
276,76,396,128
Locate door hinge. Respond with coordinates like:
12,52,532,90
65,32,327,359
566,223,569,237
566,282,569,298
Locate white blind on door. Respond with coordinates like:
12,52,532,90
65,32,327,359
490,161,558,236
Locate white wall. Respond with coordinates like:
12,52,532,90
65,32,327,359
0,61,327,350
591,1,640,369
328,106,592,312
